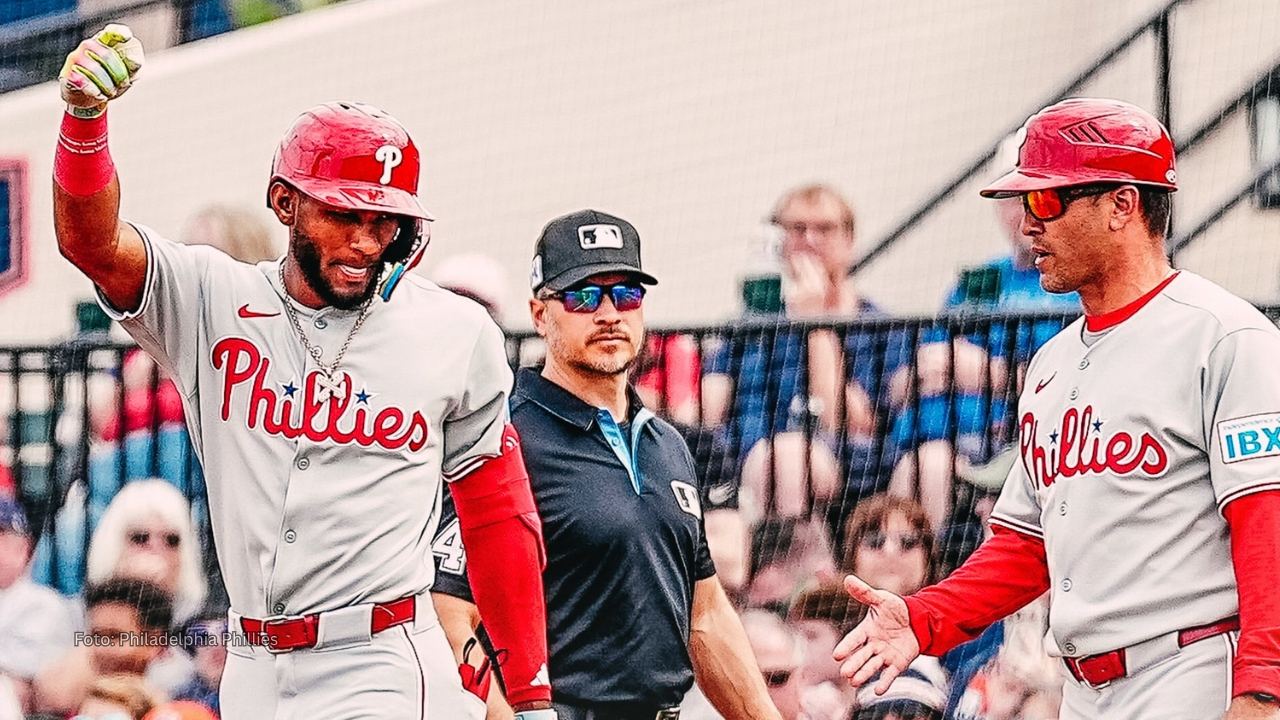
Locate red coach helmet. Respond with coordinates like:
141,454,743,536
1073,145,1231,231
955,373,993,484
981,97,1177,197
268,101,433,221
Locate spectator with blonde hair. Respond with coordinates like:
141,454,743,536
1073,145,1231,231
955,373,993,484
87,479,207,624
56,479,211,701
38,351,203,596
179,203,280,263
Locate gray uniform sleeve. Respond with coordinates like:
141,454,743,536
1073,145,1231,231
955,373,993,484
429,492,476,602
988,458,1044,539
989,393,1045,538
440,318,515,481
95,224,213,397
1204,327,1280,512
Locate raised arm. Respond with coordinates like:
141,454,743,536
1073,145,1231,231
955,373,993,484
52,24,147,311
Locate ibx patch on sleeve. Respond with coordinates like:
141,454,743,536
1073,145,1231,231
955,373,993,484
1217,413,1280,464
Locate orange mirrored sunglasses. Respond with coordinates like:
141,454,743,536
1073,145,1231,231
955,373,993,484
1023,184,1118,221
1024,189,1067,221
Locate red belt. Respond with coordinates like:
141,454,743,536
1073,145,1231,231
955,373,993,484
240,596,416,653
1063,616,1239,688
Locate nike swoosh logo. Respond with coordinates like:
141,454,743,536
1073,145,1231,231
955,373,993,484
237,304,280,319
707,484,734,505
1035,372,1057,394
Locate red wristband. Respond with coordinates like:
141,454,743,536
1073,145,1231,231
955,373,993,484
54,109,115,196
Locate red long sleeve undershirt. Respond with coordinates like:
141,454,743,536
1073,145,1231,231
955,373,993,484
450,425,552,707
903,492,1280,700
1224,490,1280,698
903,525,1050,656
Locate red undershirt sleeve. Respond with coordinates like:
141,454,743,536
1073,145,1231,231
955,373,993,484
1223,489,1280,699
903,526,1051,656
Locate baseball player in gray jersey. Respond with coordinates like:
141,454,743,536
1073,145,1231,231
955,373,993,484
833,98,1280,720
53,25,557,720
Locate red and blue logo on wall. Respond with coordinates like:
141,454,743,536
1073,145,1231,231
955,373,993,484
0,159,27,296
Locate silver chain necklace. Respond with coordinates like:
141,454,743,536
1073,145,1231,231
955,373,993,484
278,260,375,402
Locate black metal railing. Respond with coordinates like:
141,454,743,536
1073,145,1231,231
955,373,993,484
1169,154,1280,259
851,0,1188,275
0,0,192,94
23,307,1280,597
1168,63,1280,259
0,0,351,94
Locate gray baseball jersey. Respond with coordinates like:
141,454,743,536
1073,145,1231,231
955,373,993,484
97,223,512,619
990,271,1280,658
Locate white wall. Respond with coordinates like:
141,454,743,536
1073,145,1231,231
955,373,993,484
1,0,1276,342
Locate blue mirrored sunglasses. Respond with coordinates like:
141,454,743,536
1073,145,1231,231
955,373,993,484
551,282,646,313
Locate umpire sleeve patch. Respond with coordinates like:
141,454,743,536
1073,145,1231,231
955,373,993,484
671,481,702,519
1218,413,1280,464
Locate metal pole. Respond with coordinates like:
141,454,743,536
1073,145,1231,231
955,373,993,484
1155,10,1175,240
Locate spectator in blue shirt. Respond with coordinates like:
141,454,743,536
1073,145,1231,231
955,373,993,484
885,146,1079,530
704,184,909,524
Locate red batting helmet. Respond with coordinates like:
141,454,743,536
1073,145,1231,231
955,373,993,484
270,102,433,300
981,97,1177,197
269,101,433,221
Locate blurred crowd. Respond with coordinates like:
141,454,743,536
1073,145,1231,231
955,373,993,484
668,173,1074,720
0,145,1082,719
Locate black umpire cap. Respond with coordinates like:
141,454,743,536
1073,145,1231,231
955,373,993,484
530,209,659,293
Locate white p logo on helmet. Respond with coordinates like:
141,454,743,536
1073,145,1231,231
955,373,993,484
375,145,403,185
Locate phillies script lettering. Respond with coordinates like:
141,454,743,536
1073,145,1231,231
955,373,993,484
1019,405,1168,489
212,337,429,451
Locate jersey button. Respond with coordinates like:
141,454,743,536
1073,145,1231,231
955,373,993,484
1078,359,1089,370
273,602,286,614
296,457,310,470
1059,502,1068,516
1064,641,1077,654
1068,388,1079,400
314,318,327,330
1062,578,1073,592
284,530,297,543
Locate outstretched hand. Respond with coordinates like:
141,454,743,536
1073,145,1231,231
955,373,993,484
832,574,921,695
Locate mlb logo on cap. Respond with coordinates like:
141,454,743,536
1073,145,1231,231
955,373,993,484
530,209,658,293
578,224,624,250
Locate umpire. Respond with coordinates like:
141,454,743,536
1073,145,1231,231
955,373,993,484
431,210,780,720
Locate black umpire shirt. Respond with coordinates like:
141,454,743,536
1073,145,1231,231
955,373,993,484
430,367,717,707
